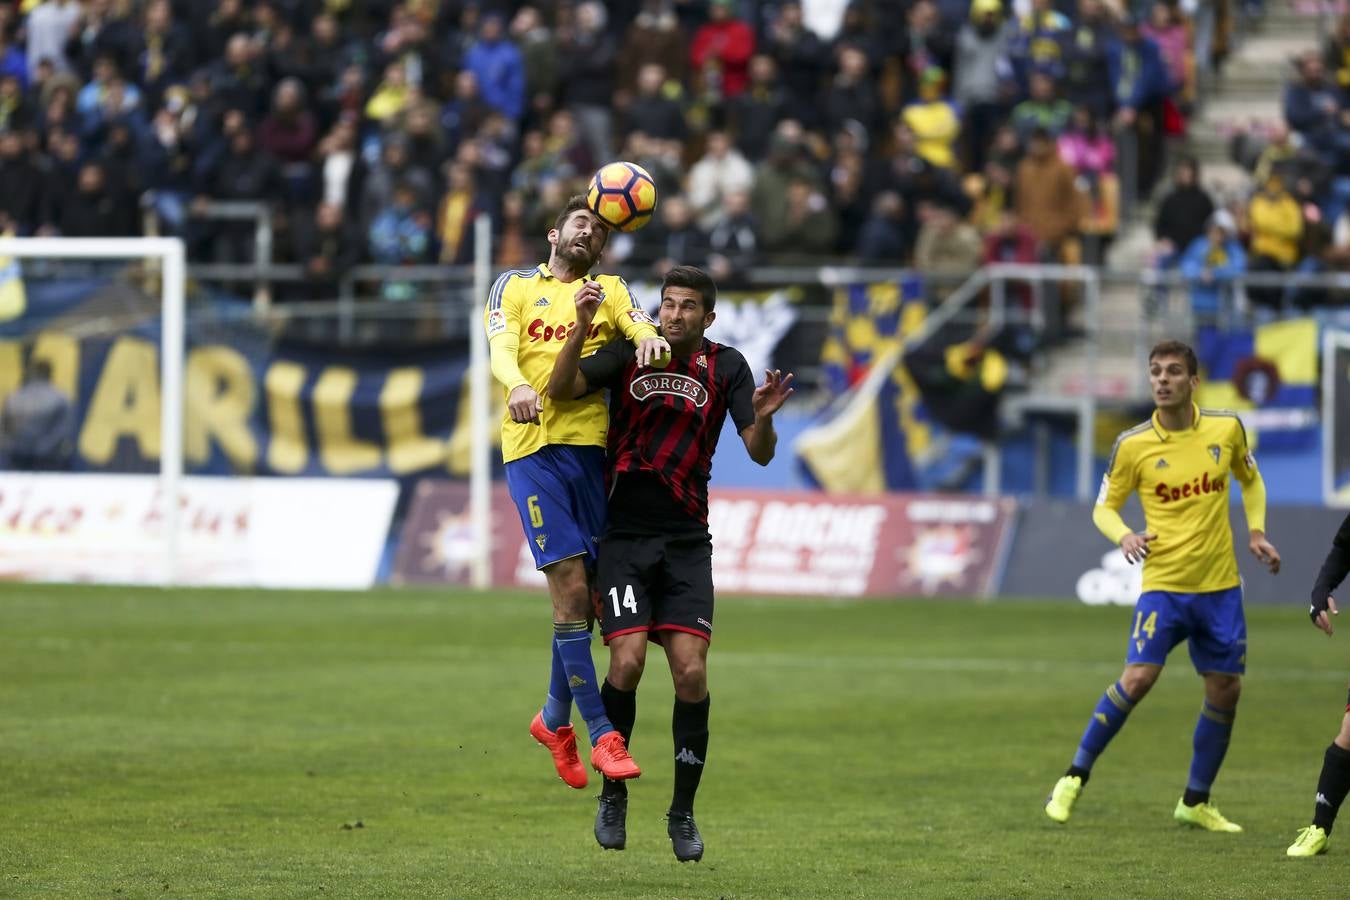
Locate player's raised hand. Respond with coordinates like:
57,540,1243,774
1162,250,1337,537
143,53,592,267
636,335,671,367
507,384,543,425
1120,532,1156,565
573,280,604,323
1313,595,1339,636
753,370,795,419
1249,530,1281,574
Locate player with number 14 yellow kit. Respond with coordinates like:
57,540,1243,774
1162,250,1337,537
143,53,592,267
1043,340,1280,832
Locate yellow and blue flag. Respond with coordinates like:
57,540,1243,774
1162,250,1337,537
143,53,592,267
797,278,930,492
1195,319,1318,451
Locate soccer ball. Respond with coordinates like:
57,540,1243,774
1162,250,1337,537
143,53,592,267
586,161,658,232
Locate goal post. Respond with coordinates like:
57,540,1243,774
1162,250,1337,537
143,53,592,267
0,236,187,584
1325,328,1350,508
470,215,492,589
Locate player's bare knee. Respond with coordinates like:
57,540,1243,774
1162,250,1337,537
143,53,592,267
1204,673,1241,708
1120,664,1160,699
607,647,646,691
670,659,707,701
545,559,591,620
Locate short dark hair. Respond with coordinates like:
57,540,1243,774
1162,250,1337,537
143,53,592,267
661,265,718,312
553,194,594,233
1149,339,1198,375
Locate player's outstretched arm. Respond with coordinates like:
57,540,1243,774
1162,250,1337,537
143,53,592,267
740,369,794,466
1310,512,1350,634
545,281,604,401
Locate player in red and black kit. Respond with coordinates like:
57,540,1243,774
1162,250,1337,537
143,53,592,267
1288,511,1350,856
547,265,794,862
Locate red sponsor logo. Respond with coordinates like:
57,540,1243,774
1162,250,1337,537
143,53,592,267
1154,472,1225,503
630,372,708,407
526,319,602,342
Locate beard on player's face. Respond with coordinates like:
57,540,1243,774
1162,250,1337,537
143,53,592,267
552,214,606,273
556,240,601,272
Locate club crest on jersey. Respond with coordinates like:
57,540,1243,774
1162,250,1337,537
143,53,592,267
696,354,707,369
1207,444,1221,463
630,372,709,407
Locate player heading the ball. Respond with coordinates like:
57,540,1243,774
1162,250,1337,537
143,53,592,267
484,195,669,788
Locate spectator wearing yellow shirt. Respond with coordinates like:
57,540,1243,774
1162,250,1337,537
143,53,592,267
365,62,411,122
1247,173,1304,307
902,66,960,169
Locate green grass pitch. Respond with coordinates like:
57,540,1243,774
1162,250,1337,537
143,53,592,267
4,585,1350,898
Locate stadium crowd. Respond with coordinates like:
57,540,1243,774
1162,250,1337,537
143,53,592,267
0,0,1240,296
1160,19,1350,313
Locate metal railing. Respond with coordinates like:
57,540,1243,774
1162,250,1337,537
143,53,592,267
189,263,476,344
145,199,275,311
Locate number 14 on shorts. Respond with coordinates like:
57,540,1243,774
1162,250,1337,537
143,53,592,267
1133,610,1157,652
608,585,638,617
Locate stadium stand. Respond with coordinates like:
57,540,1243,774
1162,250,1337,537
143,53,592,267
0,0,1227,288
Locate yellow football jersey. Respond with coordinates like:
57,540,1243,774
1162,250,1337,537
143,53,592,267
485,264,657,463
1095,404,1266,593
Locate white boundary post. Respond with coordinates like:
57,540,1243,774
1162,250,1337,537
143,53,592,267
469,216,492,589
161,240,186,584
0,237,187,584
1322,329,1350,508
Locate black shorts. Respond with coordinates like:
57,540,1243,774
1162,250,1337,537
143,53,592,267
596,532,714,644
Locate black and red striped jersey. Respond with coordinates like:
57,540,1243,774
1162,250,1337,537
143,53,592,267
579,336,756,530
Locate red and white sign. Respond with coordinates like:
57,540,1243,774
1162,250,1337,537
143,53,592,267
392,483,1015,598
0,473,397,588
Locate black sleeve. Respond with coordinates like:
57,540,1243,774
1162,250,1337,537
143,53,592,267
1311,512,1350,620
577,338,629,394
725,349,756,434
